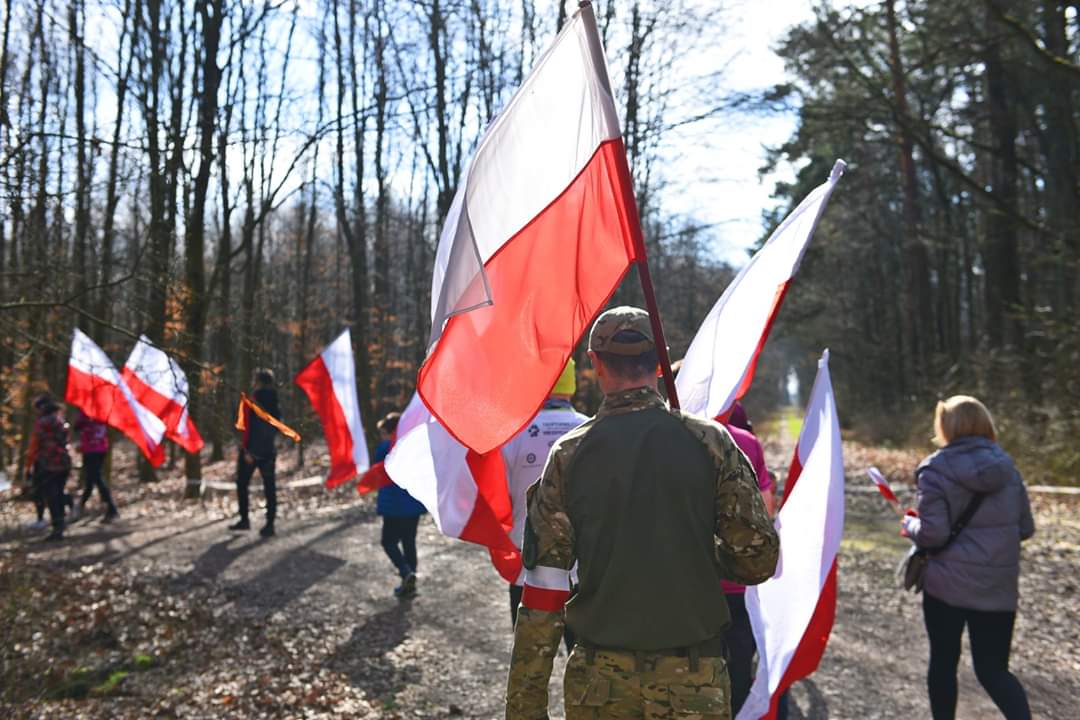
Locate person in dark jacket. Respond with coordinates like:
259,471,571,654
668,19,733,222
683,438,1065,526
230,369,282,537
902,395,1034,720
26,394,72,541
374,412,426,598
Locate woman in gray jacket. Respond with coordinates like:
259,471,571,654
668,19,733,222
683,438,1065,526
902,395,1034,720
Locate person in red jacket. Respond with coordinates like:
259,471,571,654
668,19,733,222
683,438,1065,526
26,394,73,541
74,410,118,522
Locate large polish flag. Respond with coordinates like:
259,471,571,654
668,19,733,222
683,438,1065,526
738,350,845,720
677,160,846,420
417,3,641,455
121,336,204,454
65,329,167,466
294,329,370,488
385,394,520,581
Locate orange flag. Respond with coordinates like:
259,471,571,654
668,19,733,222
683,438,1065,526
235,393,301,443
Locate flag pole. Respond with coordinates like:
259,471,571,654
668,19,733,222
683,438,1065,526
635,250,680,409
576,0,679,408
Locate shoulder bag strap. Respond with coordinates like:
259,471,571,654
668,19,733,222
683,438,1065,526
929,492,986,555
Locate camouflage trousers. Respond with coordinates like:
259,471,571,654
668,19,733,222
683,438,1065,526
563,646,731,719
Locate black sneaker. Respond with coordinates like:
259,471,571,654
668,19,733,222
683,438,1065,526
259,523,275,538
228,519,250,531
102,510,119,524
44,530,64,542
394,572,417,598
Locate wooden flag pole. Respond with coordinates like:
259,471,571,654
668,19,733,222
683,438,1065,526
635,253,680,409
576,0,679,408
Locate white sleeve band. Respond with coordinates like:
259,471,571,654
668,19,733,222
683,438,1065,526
524,565,571,591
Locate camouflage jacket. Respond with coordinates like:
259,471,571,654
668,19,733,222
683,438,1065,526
505,387,779,718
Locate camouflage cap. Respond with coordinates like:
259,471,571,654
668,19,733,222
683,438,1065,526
588,306,655,355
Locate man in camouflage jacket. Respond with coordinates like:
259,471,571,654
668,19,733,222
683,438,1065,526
505,306,779,720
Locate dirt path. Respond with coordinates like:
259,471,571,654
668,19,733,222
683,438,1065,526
2,442,1077,719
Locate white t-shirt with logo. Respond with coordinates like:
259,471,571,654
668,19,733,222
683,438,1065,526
501,400,588,574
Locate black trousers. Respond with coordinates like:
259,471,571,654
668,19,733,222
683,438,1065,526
724,593,756,716
236,454,276,522
80,452,117,513
509,583,577,653
33,480,45,521
923,592,1031,720
40,471,69,531
381,515,420,577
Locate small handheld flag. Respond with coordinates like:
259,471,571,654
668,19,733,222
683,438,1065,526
867,466,903,515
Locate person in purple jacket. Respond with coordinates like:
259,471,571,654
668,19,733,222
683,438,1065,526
74,410,118,522
720,402,776,716
901,395,1034,720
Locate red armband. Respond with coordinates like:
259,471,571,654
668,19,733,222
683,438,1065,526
521,566,571,612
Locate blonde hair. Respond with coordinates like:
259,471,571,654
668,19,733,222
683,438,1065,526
933,395,997,446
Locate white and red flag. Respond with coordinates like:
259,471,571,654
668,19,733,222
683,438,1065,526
417,3,640,454
676,160,846,420
738,350,845,720
385,395,520,582
121,336,204,454
65,329,167,466
294,329,370,488
866,466,900,505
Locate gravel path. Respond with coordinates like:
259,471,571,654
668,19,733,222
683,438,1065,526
2,443,1077,719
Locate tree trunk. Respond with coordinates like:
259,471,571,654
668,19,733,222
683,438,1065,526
180,0,224,499
983,7,1023,351
885,0,933,391
1038,0,1079,312
95,0,136,340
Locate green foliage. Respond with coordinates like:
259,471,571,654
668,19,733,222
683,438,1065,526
747,1,1080,483
91,670,130,697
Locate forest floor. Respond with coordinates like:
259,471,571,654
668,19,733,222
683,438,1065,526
1,431,1078,720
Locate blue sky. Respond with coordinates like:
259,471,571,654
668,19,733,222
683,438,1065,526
663,0,817,266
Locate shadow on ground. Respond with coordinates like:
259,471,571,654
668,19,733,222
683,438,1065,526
327,602,419,706
785,678,829,720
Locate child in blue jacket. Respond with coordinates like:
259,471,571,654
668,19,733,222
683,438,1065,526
374,412,426,597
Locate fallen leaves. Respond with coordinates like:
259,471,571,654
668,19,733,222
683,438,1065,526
1,437,1076,719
